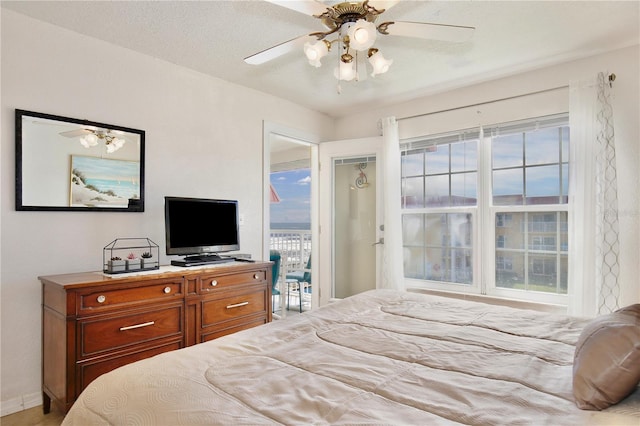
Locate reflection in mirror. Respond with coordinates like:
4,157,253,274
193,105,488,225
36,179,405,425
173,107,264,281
16,109,145,211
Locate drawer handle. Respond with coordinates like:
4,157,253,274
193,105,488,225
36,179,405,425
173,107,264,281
253,273,260,280
210,280,218,286
226,301,249,309
119,321,155,331
163,286,171,294
97,295,106,304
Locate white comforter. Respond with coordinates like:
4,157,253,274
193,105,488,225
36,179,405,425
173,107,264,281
62,289,639,425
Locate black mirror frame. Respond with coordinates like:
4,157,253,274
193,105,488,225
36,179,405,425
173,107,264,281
15,109,146,212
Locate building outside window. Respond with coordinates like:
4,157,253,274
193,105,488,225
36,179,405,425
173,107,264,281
401,114,569,304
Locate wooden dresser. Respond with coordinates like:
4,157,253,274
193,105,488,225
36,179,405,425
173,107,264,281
40,261,272,414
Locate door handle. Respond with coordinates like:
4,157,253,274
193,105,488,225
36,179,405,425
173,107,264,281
372,238,384,246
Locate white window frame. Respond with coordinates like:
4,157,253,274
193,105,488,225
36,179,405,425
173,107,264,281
402,114,570,306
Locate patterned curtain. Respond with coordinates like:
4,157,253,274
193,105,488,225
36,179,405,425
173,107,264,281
594,72,620,314
568,72,620,316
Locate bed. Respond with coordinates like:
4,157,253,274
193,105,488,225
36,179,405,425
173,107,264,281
62,289,640,425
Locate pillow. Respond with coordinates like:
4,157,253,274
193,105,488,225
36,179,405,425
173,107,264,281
573,304,640,410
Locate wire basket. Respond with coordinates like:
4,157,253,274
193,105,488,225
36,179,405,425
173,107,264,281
103,238,160,274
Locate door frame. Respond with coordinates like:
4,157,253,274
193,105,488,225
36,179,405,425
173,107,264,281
263,121,320,315
318,137,384,306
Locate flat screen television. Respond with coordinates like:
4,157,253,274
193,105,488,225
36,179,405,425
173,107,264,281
165,196,239,266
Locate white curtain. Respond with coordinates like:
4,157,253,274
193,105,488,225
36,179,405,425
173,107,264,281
568,72,620,317
380,117,405,291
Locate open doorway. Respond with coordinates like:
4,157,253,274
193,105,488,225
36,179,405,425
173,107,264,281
263,123,319,319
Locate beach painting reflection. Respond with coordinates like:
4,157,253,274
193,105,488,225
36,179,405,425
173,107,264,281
70,155,140,208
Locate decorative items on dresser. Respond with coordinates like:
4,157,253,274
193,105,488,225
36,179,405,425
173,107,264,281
40,261,272,414
103,237,160,274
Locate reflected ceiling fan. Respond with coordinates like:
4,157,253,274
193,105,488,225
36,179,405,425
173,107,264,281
60,127,127,153
244,0,475,82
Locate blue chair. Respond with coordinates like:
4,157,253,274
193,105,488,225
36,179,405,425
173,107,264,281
286,254,311,313
269,250,281,312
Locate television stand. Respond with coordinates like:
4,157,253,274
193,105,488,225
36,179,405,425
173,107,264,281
171,254,233,267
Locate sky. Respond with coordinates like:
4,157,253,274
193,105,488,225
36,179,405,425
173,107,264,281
270,168,311,225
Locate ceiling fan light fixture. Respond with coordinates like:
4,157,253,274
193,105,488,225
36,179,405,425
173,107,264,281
113,138,126,149
106,137,126,154
304,40,330,67
368,48,393,77
106,143,117,154
79,133,98,148
334,60,356,81
74,129,126,153
347,19,377,51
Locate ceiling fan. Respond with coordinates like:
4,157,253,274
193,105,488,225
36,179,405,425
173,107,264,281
244,0,475,81
60,127,127,153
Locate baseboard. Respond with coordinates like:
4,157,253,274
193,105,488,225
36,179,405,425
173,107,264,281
0,392,42,417
0,396,23,417
23,392,42,411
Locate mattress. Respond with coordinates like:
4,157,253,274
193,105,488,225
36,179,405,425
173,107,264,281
62,289,640,425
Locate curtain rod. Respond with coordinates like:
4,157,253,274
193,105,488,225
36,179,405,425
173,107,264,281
397,73,617,122
397,85,570,122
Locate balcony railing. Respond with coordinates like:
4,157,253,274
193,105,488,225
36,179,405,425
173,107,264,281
270,229,312,285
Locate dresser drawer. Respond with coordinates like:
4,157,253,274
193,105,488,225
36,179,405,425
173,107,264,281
198,269,266,293
78,280,183,314
201,289,266,328
79,305,183,357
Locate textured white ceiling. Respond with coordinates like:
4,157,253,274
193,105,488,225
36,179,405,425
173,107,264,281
3,1,639,117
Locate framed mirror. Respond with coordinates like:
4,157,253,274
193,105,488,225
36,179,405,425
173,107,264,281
16,109,145,212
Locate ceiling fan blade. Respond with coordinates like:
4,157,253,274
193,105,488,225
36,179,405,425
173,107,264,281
379,21,475,43
60,129,92,138
244,34,316,65
265,0,329,17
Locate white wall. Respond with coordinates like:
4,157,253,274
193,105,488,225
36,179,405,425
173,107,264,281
335,45,640,311
0,10,334,414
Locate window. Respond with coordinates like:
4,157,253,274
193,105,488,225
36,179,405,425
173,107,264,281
403,213,473,284
401,115,569,304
